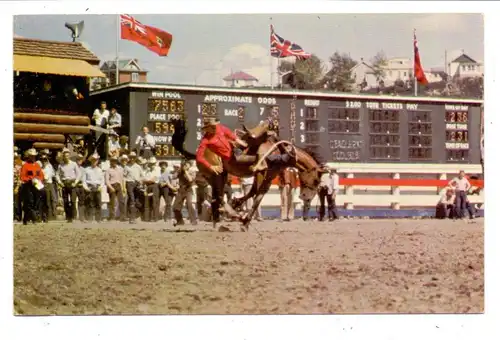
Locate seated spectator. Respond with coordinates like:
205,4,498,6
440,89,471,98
436,187,455,219
119,135,129,152
108,131,121,158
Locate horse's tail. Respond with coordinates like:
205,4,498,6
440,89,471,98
172,119,196,160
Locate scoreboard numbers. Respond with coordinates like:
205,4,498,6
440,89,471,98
147,97,184,158
445,106,469,161
368,108,401,160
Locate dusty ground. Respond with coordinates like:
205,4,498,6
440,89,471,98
13,218,484,315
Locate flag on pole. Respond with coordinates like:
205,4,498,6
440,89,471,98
120,14,173,57
413,30,428,85
270,25,311,60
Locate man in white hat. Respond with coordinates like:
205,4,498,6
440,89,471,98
83,153,104,222
56,148,81,222
19,148,45,224
123,151,144,223
141,157,161,221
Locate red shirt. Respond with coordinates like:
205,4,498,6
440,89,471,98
20,161,44,183
196,124,237,169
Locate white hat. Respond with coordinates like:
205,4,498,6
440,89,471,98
89,153,100,160
76,153,84,160
41,148,50,155
137,157,146,165
26,148,37,156
120,154,129,160
109,155,119,161
148,157,157,164
129,151,137,157
62,148,70,154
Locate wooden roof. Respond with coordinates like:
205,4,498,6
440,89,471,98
13,37,100,65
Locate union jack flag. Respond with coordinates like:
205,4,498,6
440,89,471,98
270,25,311,60
120,14,148,36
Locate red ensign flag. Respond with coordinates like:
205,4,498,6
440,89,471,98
120,14,173,57
413,30,428,85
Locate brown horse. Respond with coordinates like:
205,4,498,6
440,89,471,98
171,119,325,231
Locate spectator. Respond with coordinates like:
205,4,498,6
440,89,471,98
83,153,105,223
135,125,156,158
159,161,176,222
106,156,126,222
92,101,109,128
317,164,335,222
436,187,455,219
330,168,340,220
448,170,471,219
108,131,121,158
107,107,122,135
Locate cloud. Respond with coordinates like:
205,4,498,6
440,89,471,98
410,14,471,34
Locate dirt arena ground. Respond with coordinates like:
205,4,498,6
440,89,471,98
13,218,484,315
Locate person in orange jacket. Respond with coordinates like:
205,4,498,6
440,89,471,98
19,148,45,224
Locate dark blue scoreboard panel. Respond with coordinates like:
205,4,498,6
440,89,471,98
121,87,482,164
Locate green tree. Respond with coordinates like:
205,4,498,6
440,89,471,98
371,50,388,82
278,54,325,89
323,52,357,92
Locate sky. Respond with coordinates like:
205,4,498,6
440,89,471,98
13,13,483,86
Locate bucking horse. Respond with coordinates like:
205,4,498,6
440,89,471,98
171,118,327,231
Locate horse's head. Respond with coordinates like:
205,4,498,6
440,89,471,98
294,147,328,202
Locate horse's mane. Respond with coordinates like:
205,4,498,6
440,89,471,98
300,146,324,166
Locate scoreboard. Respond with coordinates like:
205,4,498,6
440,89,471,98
90,84,483,164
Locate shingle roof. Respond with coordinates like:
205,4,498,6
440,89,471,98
101,59,146,72
451,53,477,64
223,71,258,81
13,37,100,64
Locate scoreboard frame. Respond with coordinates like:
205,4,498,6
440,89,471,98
90,83,483,164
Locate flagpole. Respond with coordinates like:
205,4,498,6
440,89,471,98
270,21,274,89
116,14,120,85
413,29,417,97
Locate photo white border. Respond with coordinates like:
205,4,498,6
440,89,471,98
1,1,498,339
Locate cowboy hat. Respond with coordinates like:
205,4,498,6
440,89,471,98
119,154,129,161
129,151,137,158
62,148,70,154
148,157,157,164
137,157,146,165
89,153,100,161
76,153,84,160
202,117,219,129
25,148,37,156
41,148,50,155
109,155,119,161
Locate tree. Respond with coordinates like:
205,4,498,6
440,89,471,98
371,50,388,82
278,54,324,89
322,52,357,92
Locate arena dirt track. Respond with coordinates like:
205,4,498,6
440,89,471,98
13,218,484,315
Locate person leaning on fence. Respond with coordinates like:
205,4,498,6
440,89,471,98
448,170,472,219
106,155,126,221
19,149,45,224
83,153,105,223
436,187,455,219
56,149,81,223
317,163,335,222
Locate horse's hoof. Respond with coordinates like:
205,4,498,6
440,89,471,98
218,225,231,232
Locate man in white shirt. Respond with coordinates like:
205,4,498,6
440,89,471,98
135,125,156,158
448,170,472,219
142,157,161,221
40,154,57,220
83,153,105,222
317,164,335,222
123,152,144,224
93,101,110,127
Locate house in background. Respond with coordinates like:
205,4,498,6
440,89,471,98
350,58,378,89
380,57,413,86
223,71,258,88
448,53,483,79
93,58,148,90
